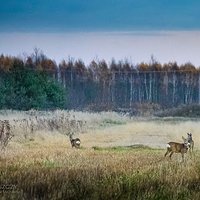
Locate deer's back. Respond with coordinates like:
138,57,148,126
168,142,187,153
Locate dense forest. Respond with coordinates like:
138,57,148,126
1,49,200,113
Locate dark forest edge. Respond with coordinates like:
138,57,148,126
1,49,200,116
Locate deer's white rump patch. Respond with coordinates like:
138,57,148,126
166,144,171,148
76,140,81,144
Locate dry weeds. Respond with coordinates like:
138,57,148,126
0,110,200,199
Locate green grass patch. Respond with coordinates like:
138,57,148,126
101,118,126,126
42,160,61,168
92,144,154,152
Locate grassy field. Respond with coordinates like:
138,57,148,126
0,110,200,200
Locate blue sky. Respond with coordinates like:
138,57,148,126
1,0,200,31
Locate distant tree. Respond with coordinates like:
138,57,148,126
0,55,13,71
88,60,99,81
74,59,86,75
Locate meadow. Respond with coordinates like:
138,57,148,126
0,110,200,200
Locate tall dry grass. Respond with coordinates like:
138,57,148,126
0,110,200,199
0,145,200,199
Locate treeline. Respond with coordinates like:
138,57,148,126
59,58,200,112
1,51,200,112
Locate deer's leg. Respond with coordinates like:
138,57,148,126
192,142,194,152
189,146,192,155
164,148,170,157
181,153,185,162
169,152,174,159
164,150,169,157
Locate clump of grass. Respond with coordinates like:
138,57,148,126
92,145,152,152
101,118,126,126
42,159,61,168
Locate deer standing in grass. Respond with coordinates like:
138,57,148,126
182,133,194,152
69,134,81,148
164,139,190,161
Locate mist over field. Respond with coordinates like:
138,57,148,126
1,31,200,66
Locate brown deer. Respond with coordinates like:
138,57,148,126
182,133,194,152
69,134,81,148
164,139,190,161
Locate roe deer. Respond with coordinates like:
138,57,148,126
164,140,190,161
69,134,81,148
182,133,194,152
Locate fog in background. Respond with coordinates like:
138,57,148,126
1,31,200,67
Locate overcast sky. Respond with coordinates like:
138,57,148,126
1,0,200,31
1,1,200,66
